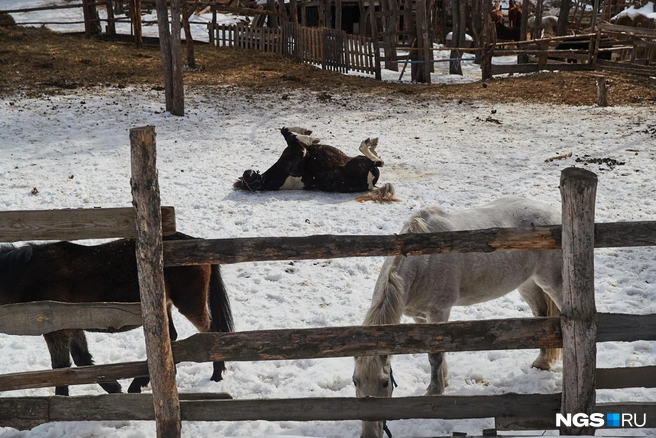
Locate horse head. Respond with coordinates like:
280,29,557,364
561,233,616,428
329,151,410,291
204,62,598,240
234,169,264,191
353,355,394,438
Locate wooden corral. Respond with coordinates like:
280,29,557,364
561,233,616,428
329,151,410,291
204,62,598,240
2,136,656,438
3,0,655,82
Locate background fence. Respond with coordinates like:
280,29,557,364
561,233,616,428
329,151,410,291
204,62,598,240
0,129,655,436
208,22,380,76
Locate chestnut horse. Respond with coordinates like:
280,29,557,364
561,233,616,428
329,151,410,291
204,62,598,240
0,232,234,395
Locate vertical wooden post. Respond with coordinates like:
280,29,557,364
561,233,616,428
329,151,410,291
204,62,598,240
170,0,184,116
597,76,608,107
130,126,181,438
449,0,463,75
155,0,184,116
559,167,598,436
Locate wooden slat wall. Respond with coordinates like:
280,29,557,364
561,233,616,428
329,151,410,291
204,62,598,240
207,23,377,76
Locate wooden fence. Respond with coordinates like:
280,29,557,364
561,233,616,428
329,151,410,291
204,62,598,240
208,22,380,77
1,129,656,436
489,24,656,77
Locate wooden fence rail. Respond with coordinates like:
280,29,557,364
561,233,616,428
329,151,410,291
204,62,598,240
2,312,654,393
160,220,656,266
208,23,379,77
0,207,176,242
2,393,655,431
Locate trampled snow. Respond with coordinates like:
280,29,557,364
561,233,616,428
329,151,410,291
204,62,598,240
1,1,656,437
1,84,655,438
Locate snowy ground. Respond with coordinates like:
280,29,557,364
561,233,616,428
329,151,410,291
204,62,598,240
0,84,655,438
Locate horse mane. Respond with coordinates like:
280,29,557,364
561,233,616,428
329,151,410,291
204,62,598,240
0,244,33,273
355,183,400,204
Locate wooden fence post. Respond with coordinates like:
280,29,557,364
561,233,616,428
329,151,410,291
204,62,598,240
130,126,181,438
597,76,608,107
559,167,598,436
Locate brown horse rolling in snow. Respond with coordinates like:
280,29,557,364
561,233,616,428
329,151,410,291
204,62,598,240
234,127,399,203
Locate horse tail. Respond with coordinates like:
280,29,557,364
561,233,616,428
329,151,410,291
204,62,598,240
208,264,234,382
363,265,404,327
544,292,562,363
355,183,401,204
209,264,234,334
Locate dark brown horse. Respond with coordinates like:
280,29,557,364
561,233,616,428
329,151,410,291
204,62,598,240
234,127,399,203
0,233,234,395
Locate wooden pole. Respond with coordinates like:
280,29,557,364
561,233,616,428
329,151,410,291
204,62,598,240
155,0,173,110
559,167,598,436
170,0,184,116
597,76,608,107
130,126,181,438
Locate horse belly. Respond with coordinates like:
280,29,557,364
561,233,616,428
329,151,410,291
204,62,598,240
279,176,305,190
455,252,541,306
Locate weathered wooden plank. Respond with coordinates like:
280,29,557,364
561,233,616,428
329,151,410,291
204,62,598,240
596,366,656,389
130,125,181,438
0,397,49,430
2,393,559,425
163,221,656,266
0,207,176,243
171,317,563,364
0,301,142,336
0,361,149,392
597,313,656,342
497,402,656,430
559,167,598,435
1,312,652,393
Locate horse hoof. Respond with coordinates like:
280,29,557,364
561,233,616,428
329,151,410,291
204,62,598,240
101,381,123,394
531,358,552,371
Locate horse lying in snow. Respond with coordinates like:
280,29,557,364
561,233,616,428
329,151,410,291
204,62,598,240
234,127,399,203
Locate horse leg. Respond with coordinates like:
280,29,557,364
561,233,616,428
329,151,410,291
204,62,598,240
518,279,561,370
128,303,178,393
416,313,450,396
358,138,383,166
43,330,73,396
69,330,122,394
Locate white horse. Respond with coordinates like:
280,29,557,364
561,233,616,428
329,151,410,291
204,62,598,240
353,197,563,438
527,15,559,38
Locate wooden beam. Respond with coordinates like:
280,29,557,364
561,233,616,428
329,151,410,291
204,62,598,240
0,361,150,393
497,402,656,430
0,301,142,336
0,207,176,243
596,366,656,389
559,167,598,436
0,393,561,428
172,316,563,363
597,313,656,342
130,126,181,438
162,220,656,266
0,313,652,393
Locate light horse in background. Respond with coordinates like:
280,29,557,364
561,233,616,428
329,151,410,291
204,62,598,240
353,197,563,438
528,15,559,38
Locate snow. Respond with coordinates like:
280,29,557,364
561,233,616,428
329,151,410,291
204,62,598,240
2,2,656,438
612,1,656,22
